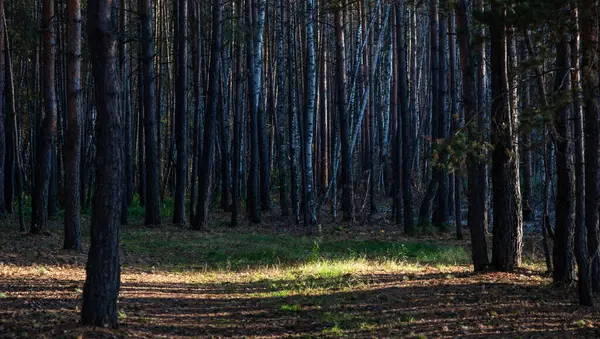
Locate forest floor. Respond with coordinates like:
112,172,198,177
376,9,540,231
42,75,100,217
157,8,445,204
1,210,600,338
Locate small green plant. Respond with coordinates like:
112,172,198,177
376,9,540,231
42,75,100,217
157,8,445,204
309,238,321,262
280,304,302,313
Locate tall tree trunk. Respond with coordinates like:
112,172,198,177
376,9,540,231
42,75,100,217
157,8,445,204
31,0,57,234
456,0,489,271
247,0,263,222
288,0,301,224
304,0,317,227
141,0,161,226
0,0,5,220
173,0,188,224
335,2,353,222
572,5,594,305
64,0,82,250
490,1,522,272
275,0,289,217
580,0,600,292
82,0,123,327
231,0,243,226
396,1,414,234
194,0,221,229
433,6,448,229
552,22,575,284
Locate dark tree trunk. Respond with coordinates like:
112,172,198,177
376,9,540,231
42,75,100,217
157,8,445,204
31,0,57,234
231,0,243,226
141,0,161,226
396,1,414,234
0,0,5,220
288,0,301,224
64,0,82,250
572,5,593,305
82,0,123,328
490,2,522,272
552,25,575,284
303,0,317,227
580,0,600,292
173,0,188,224
456,0,489,271
275,0,289,217
194,0,221,229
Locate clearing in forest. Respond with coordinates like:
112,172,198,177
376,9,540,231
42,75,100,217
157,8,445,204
0,216,599,338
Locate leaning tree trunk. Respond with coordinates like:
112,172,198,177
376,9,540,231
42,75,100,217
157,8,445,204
64,0,82,250
490,2,522,272
31,0,57,234
82,0,123,328
140,0,161,226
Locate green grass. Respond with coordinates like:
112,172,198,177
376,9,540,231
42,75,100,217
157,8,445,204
120,228,470,272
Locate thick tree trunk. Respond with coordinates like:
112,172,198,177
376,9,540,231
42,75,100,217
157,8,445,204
580,0,600,292
552,24,575,284
173,0,188,224
31,0,57,234
289,1,301,224
231,0,243,226
141,0,161,226
64,0,82,250
490,2,522,272
82,0,123,328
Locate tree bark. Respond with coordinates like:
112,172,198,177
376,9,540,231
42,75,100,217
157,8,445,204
64,0,82,250
82,0,123,327
173,0,188,224
490,1,522,272
140,0,161,226
31,0,57,234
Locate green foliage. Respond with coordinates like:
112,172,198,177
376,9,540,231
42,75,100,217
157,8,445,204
280,304,302,313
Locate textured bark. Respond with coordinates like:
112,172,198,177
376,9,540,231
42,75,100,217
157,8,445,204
433,7,448,229
141,0,161,226
173,0,188,224
247,0,264,223
194,0,221,229
82,0,122,327
456,0,489,271
396,2,413,234
490,2,522,272
552,24,575,283
571,6,593,305
580,0,600,292
275,0,289,217
31,0,57,234
449,12,462,240
0,0,5,219
304,0,317,227
288,2,301,224
64,0,82,250
334,3,353,222
231,0,243,226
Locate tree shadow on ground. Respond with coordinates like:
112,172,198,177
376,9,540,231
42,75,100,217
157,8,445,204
1,270,599,338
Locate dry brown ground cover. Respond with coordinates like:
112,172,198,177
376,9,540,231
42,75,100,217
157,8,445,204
1,212,599,338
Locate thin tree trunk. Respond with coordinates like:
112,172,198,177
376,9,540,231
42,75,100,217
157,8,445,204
64,0,82,249
173,0,188,224
304,0,317,227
